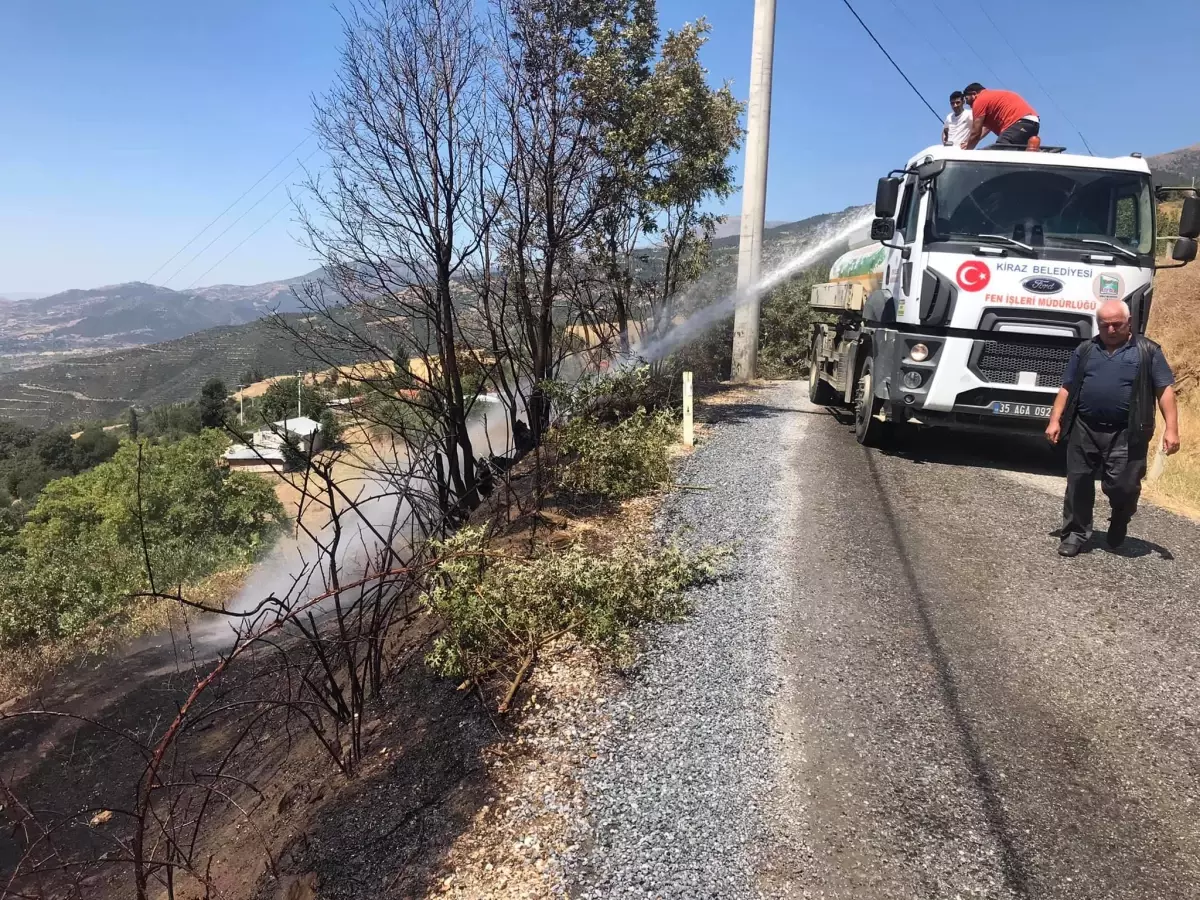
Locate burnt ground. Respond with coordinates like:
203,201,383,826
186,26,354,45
0,613,514,900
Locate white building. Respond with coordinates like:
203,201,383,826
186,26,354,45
222,416,324,473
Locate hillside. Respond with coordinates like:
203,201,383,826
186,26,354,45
709,215,786,240
190,268,326,308
0,273,324,362
682,207,861,296
1148,144,1200,184
1145,258,1200,515
0,314,361,428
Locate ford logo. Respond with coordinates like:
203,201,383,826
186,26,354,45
1022,277,1063,294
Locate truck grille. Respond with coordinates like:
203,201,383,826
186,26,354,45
975,342,1074,387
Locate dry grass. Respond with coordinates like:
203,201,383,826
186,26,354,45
1149,403,1200,520
1146,261,1200,518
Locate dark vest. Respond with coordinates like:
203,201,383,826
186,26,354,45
1061,335,1159,448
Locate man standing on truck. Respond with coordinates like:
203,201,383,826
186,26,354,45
943,91,973,148
962,83,1040,150
1045,300,1181,557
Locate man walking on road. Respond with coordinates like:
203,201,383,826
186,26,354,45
1045,300,1180,556
962,83,1040,150
943,90,973,148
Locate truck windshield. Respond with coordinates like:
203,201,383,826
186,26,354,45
929,161,1154,255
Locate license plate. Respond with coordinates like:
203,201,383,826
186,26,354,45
991,401,1052,418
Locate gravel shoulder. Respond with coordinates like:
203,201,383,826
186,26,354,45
567,382,804,898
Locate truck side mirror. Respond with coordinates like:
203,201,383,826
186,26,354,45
1179,197,1200,239
871,217,896,241
875,177,901,218
1172,236,1198,263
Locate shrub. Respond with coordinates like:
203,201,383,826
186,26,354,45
550,365,675,422
422,526,723,679
553,407,675,499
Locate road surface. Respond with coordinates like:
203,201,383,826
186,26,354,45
570,380,1200,899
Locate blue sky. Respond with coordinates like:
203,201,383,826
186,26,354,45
3,0,1199,295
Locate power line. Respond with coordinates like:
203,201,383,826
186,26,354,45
926,0,1003,86
185,199,294,290
838,0,941,123
885,0,959,80
163,149,318,288
145,133,312,284
970,1,1096,156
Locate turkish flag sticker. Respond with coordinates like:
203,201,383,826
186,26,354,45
956,260,991,292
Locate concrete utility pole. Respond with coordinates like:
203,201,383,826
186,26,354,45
730,0,778,383
236,384,245,427
296,370,303,418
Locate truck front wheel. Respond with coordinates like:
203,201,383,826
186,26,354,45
854,358,891,447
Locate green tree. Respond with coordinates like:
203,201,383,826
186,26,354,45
128,406,140,440
257,377,324,424
198,378,229,429
757,265,834,378
145,402,203,441
73,425,120,471
0,431,285,646
318,408,343,449
35,429,77,474
241,366,265,385
581,16,743,351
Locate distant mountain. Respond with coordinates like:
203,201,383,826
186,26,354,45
710,215,787,240
0,273,326,361
191,268,327,309
0,292,46,302
1147,144,1200,185
0,312,360,428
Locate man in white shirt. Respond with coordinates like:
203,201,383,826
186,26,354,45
942,91,973,148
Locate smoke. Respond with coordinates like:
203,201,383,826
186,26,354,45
189,403,519,650
630,207,876,365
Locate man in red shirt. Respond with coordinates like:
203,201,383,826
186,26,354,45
962,83,1040,150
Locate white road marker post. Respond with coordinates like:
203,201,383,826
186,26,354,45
682,371,694,447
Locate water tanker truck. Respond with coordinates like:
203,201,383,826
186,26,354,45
807,144,1200,446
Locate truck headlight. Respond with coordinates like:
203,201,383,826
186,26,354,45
902,370,923,389
909,342,930,362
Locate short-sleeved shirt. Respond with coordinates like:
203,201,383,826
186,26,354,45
1061,337,1175,425
944,108,973,147
970,89,1037,136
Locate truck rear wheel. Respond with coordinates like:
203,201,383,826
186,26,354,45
854,358,891,447
808,345,839,405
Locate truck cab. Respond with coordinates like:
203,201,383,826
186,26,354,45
808,144,1200,445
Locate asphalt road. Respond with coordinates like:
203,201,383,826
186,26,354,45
571,380,1200,899
771,383,1200,899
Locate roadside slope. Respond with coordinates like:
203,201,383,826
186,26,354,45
1148,261,1200,515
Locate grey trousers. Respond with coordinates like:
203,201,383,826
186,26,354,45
1060,418,1148,545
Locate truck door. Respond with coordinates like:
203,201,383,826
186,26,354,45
887,175,926,322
